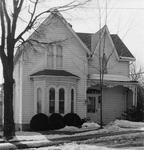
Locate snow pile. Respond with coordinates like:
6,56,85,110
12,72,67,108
58,126,80,132
82,122,100,129
58,122,100,132
109,120,144,129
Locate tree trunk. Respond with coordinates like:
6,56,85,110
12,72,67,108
2,53,15,139
3,79,15,139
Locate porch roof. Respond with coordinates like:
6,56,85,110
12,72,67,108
30,69,79,78
89,74,137,83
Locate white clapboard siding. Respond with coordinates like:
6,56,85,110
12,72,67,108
102,86,126,123
17,14,88,124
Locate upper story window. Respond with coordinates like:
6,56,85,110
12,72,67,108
47,44,63,69
101,53,107,74
56,45,63,69
47,45,54,69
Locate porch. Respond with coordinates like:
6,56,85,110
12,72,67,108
86,74,137,124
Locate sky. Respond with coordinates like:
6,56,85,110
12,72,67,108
0,0,144,83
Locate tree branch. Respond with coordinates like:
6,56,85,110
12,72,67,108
12,0,24,39
15,0,91,43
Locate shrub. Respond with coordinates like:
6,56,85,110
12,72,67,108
81,117,91,124
122,106,144,122
64,113,82,128
30,113,49,131
49,113,65,130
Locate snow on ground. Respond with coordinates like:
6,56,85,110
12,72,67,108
58,122,100,132
33,143,143,150
9,120,144,143
82,122,100,129
108,120,144,129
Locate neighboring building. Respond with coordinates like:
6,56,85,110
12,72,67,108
13,10,137,130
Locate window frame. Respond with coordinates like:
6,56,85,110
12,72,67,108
49,88,55,113
71,89,74,113
37,87,42,113
59,88,65,114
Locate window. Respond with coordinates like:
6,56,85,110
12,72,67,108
102,53,107,74
59,88,65,113
47,45,54,69
49,88,55,113
71,89,74,113
37,88,42,113
87,96,96,113
47,45,63,69
56,45,63,69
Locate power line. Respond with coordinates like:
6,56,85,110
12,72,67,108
79,6,144,10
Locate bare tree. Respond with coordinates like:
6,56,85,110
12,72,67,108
130,62,144,85
0,0,90,139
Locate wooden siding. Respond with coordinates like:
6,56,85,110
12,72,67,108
102,86,126,123
13,57,23,125
18,14,88,124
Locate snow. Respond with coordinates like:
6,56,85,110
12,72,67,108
109,119,144,129
58,126,80,132
8,120,144,149
82,122,100,129
35,143,140,150
58,122,100,132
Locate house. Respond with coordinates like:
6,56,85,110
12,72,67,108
13,10,137,130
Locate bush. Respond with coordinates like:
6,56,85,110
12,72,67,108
30,113,49,131
49,113,65,130
122,106,144,122
64,113,82,128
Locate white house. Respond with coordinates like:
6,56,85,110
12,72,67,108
13,10,137,130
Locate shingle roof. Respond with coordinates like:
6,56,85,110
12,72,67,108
30,69,79,78
76,33,92,50
77,30,135,59
110,34,134,58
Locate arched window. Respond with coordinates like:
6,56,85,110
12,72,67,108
37,88,42,113
71,89,74,113
59,88,65,113
56,45,63,69
49,88,55,113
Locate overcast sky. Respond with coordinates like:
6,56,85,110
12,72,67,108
0,0,144,83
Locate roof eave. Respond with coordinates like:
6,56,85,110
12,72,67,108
119,56,136,62
30,75,80,80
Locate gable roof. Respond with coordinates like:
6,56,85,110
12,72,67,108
30,69,79,78
76,25,135,61
110,34,135,59
14,10,90,64
76,33,92,50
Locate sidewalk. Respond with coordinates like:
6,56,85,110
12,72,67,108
0,127,143,149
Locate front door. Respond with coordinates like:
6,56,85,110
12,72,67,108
87,94,100,122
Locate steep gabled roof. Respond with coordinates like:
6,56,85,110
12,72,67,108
30,69,79,78
76,33,92,50
14,10,90,65
110,34,135,58
76,25,135,61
